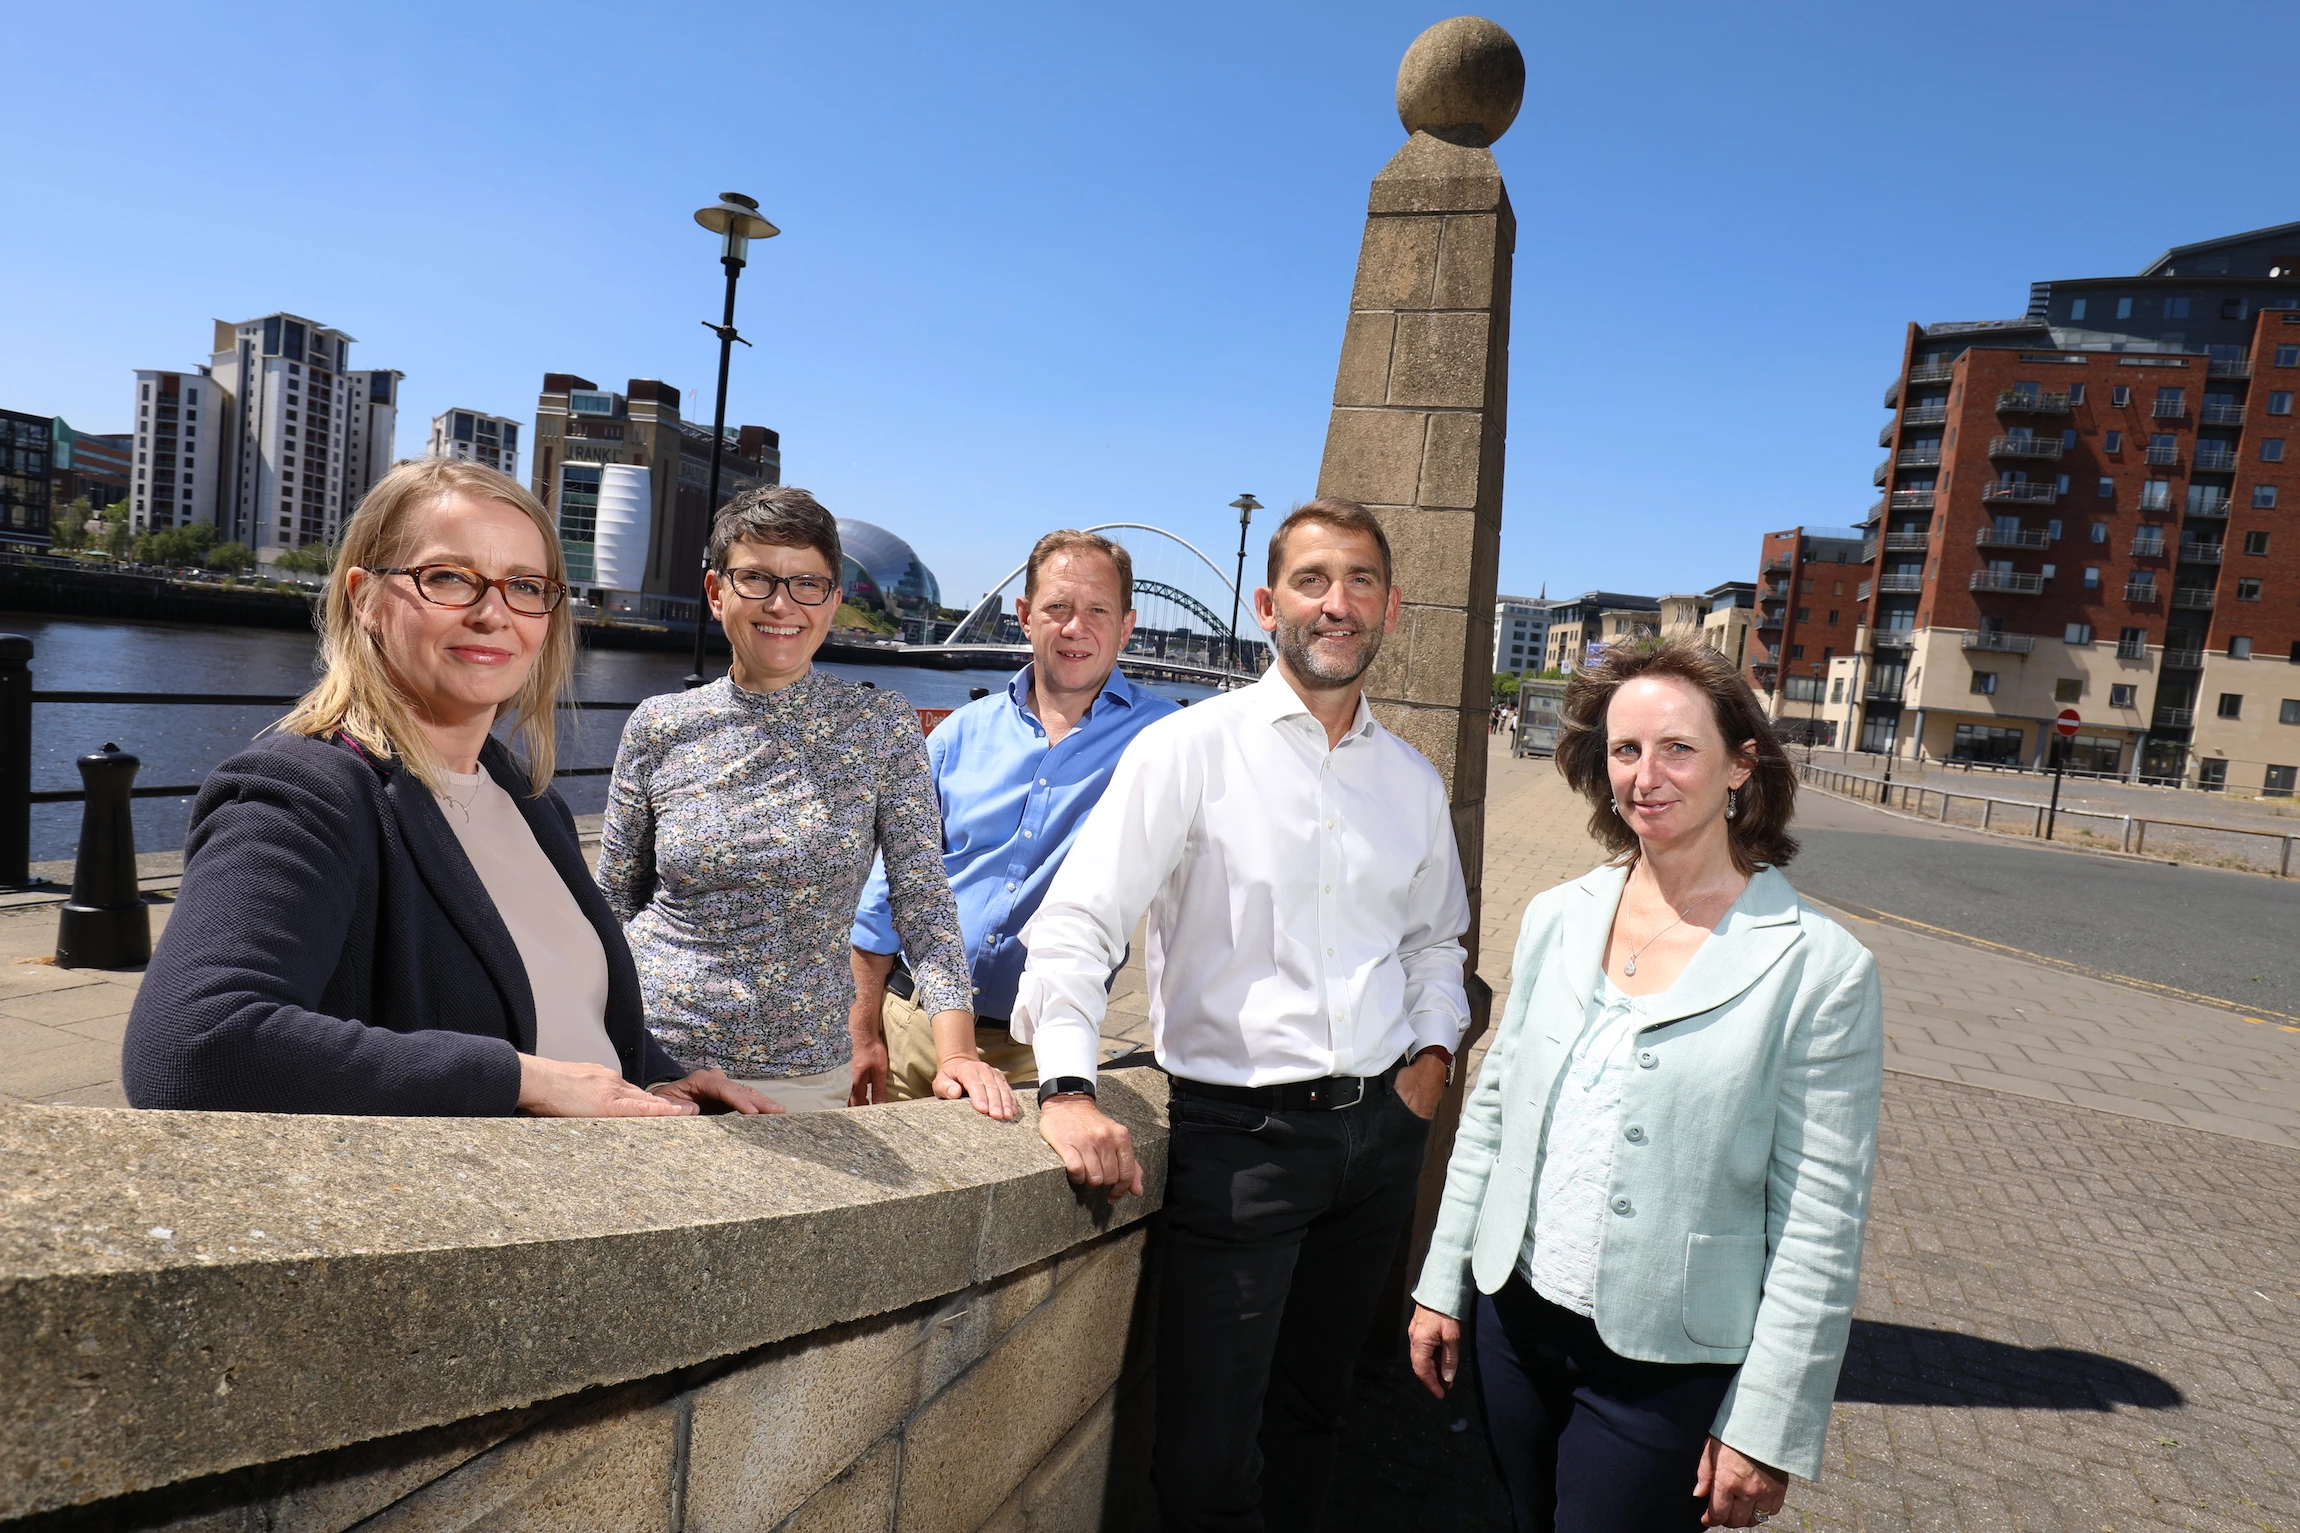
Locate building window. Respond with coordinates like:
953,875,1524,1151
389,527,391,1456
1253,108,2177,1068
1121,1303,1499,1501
2118,626,2148,655
2091,522,2109,543
2097,477,2115,499
2105,430,2123,452
1951,723,2024,763
2268,765,2298,798
2254,485,2279,508
2061,430,2078,451
2164,297,2191,319
1789,644,1805,659
1830,679,1844,702
2277,345,2299,367
2198,759,2229,791
2083,567,2101,589
2266,439,2287,462
2239,579,2263,601
1795,607,1810,621
2247,531,2272,555
2071,299,2088,321
1970,671,1998,695
2218,693,2243,719
2272,392,2295,415
2232,636,2255,659
2116,298,2134,320
2065,622,2094,644
2111,683,2138,708
2283,699,2300,724
2070,383,2086,404
2054,678,2083,703
2112,385,2131,407
2139,481,2171,510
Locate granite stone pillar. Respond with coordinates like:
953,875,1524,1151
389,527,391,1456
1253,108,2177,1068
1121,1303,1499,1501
1315,15,1523,1306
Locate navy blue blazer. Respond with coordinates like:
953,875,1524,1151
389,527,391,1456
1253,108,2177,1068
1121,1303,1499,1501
124,731,683,1115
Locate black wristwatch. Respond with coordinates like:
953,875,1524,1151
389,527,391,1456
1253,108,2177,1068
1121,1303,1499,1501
1037,1076,1097,1106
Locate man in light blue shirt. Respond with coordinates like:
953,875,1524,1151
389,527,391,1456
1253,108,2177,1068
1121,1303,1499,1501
848,530,1179,1103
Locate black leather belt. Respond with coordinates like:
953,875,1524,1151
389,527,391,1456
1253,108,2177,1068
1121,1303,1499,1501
1171,1061,1401,1113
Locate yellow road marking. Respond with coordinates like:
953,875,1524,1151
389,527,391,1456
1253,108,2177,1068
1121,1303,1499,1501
1808,896,2300,1030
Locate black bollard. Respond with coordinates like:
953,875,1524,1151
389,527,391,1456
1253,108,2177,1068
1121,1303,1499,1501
969,686,990,701
55,743,150,969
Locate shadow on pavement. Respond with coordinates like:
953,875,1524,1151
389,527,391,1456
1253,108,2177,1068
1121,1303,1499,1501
1835,1318,2183,1410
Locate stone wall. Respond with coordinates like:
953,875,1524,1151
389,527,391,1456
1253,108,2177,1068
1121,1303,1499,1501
0,1072,1169,1531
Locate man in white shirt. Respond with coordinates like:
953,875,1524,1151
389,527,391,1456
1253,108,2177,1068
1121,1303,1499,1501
1014,498,1471,1531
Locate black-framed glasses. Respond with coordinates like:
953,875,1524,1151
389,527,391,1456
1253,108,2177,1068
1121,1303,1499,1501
718,568,839,606
368,565,568,615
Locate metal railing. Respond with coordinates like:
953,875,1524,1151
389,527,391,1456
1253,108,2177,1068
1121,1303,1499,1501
1896,447,1944,466
2122,581,2160,602
2152,399,2188,419
2193,447,2240,471
2130,536,2166,558
1995,390,2073,413
1889,489,1937,511
1870,631,1915,649
1856,581,1873,601
1981,481,2058,504
2144,445,2181,466
2161,647,2205,668
1908,363,1956,384
1975,527,2051,549
1959,630,2037,653
2185,495,2231,518
1877,573,1924,592
1901,405,1949,426
2155,705,2196,726
2115,639,2149,660
2176,542,2224,564
1884,532,1931,550
1797,762,2298,876
2208,359,2252,378
1970,569,2047,593
1988,436,2063,459
2172,588,2216,609
2200,403,2246,425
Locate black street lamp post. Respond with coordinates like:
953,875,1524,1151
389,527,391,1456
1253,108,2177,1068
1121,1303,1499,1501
684,192,780,690
1226,493,1261,679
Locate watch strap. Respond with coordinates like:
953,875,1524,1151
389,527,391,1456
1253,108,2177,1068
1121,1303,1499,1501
1037,1075,1097,1106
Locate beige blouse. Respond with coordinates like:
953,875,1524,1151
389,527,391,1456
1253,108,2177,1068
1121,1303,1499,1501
438,768,619,1072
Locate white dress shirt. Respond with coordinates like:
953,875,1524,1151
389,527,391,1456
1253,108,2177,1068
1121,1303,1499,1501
1012,666,1471,1087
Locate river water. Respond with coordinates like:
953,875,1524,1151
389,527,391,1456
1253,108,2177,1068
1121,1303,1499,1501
6,614,1217,862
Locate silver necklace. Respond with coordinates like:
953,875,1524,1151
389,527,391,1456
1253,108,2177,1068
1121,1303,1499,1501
437,780,478,826
1620,889,1729,977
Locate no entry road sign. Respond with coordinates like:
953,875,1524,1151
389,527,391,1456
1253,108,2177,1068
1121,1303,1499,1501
2056,708,2082,738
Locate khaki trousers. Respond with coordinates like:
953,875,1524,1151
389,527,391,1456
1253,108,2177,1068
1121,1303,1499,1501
879,989,1038,1102
734,1062,854,1114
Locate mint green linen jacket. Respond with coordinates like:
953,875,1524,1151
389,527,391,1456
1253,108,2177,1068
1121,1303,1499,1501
1411,862,1883,1481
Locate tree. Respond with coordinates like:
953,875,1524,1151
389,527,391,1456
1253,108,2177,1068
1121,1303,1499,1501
205,541,255,573
99,502,133,560
48,498,92,553
273,541,338,575
134,522,219,568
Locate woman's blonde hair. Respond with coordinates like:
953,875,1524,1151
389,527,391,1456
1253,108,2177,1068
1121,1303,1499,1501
275,458,572,796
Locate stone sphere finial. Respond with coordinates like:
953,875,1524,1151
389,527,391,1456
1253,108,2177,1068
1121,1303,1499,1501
1396,16,1524,146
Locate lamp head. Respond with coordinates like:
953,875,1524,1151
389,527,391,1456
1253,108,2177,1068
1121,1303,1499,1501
1230,492,1262,526
695,192,780,263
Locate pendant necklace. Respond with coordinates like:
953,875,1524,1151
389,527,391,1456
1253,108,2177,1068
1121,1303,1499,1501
1621,889,1728,977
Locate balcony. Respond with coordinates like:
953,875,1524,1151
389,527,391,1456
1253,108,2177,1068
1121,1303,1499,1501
2115,637,2149,660
1874,459,1891,486
2200,402,2245,425
2192,447,2239,472
1764,557,1792,574
1756,614,1784,632
2123,580,2160,602
1996,390,2073,414
1884,532,1931,551
2176,542,2224,564
1970,569,2047,594
1989,435,2063,460
1876,421,1896,448
1909,362,1956,384
1871,630,1916,649
1890,488,1936,512
1877,573,1925,592
2208,359,2252,379
2155,705,2196,727
2161,646,2206,668
2130,534,2166,558
2144,444,2181,466
1961,630,2038,653
2172,588,2216,610
1901,405,1949,427
2152,398,2188,420
1981,480,2058,504
1858,538,1879,564
1856,580,1873,601
2185,494,2231,519
1897,446,1944,467
1882,379,1901,409
1975,527,2051,549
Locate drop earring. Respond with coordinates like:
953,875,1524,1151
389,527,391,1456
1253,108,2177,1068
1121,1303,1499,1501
1610,798,1622,816
1725,787,1740,820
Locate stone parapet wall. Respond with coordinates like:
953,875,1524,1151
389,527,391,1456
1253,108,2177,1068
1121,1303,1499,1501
0,1071,1169,1530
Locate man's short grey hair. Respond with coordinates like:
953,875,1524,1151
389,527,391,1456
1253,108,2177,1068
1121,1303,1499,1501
707,486,843,577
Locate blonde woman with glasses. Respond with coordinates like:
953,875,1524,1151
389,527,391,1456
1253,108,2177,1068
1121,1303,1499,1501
125,458,771,1118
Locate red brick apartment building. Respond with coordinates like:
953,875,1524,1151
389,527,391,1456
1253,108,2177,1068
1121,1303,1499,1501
1824,222,2300,794
1749,526,1871,743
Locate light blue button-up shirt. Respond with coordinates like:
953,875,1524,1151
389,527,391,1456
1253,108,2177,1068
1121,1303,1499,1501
851,664,1177,1020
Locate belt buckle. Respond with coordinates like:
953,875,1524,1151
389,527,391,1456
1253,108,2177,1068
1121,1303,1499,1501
1310,1075,1365,1111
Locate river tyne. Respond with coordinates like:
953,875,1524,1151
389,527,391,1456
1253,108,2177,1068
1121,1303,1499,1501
7,613,1219,863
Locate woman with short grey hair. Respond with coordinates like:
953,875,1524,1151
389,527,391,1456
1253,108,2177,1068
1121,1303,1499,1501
598,487,1017,1119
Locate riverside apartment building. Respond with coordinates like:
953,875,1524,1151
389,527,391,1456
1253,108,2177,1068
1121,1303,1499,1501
1749,527,1871,745
1842,222,2300,794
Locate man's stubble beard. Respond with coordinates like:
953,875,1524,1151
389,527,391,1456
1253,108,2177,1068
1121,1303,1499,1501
1275,613,1384,687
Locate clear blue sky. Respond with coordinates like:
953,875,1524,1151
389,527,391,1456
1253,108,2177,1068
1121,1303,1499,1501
11,1,2297,611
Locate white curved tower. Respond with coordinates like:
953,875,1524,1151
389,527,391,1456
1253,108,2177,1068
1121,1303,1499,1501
594,464,650,593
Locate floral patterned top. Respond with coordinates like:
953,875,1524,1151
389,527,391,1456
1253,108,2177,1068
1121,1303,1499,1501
598,670,971,1078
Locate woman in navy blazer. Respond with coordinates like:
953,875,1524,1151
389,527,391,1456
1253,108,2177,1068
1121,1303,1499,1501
1407,640,1884,1531
125,458,769,1118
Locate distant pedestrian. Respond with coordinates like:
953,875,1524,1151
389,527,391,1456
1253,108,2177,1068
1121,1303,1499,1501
1408,638,1884,1532
1016,498,1470,1531
597,488,1015,1119
848,530,1176,1104
125,459,768,1117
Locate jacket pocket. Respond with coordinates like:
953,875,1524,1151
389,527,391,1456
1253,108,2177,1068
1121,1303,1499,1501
1681,1233,1766,1349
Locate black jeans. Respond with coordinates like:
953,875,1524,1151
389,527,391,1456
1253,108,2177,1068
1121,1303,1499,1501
1152,1072,1432,1533
1475,1275,1739,1533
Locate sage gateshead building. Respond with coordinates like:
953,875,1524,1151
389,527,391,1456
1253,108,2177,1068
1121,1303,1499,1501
837,518,943,636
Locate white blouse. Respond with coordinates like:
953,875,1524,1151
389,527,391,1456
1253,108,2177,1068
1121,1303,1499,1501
437,768,620,1073
1519,975,1661,1315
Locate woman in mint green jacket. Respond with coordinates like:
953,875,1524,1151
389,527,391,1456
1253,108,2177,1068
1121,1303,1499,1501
1408,640,1883,1532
